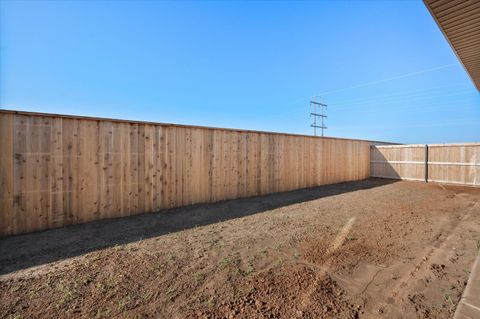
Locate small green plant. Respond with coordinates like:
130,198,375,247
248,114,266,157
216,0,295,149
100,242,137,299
113,244,125,251
117,295,131,311
142,290,154,301
243,265,255,276
43,273,55,289
9,285,21,293
151,261,165,271
219,256,232,269
166,287,177,301
293,248,300,260
95,277,117,294
276,256,285,267
194,272,205,283
55,281,78,309
440,288,455,310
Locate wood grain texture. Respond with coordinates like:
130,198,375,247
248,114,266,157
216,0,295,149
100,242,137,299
0,111,372,236
428,144,480,186
370,145,426,181
370,144,480,186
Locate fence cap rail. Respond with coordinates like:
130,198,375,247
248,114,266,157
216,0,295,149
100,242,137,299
372,142,480,148
371,144,423,148
0,109,392,145
426,142,480,147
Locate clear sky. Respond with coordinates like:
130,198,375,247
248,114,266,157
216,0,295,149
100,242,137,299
1,0,479,144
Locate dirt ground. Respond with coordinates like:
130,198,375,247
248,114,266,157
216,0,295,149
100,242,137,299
1,179,479,319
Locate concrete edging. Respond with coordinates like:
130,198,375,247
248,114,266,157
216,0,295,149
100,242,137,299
454,252,480,318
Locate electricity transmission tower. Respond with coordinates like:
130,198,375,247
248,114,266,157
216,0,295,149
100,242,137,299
310,99,327,137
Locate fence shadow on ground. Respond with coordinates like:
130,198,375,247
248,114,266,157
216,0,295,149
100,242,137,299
0,178,397,275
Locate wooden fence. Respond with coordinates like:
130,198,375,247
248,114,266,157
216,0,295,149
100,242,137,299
370,143,480,186
0,110,373,236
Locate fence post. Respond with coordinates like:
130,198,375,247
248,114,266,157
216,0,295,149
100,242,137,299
425,144,429,183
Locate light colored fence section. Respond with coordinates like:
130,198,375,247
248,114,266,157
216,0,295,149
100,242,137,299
370,144,425,181
370,143,480,186
0,110,372,236
428,144,480,186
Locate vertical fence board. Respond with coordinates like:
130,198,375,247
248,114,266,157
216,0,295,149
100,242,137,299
13,115,28,234
0,113,14,236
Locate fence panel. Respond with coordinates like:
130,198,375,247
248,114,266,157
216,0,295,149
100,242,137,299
428,144,480,186
370,143,480,186
0,110,373,236
370,145,425,181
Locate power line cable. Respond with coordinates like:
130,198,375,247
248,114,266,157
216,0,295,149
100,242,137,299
332,118,477,131
332,89,476,110
282,88,475,117
327,83,469,105
283,62,463,113
315,63,459,96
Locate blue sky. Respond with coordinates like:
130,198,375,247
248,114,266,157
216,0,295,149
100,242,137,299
1,0,479,144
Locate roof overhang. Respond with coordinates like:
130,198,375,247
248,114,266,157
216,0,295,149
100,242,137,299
424,0,480,91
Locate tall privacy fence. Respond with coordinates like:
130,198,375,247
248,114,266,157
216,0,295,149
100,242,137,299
370,143,480,186
0,110,373,236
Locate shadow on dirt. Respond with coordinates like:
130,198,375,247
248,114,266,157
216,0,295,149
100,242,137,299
0,178,397,275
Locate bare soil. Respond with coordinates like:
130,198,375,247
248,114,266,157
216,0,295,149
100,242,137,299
1,179,479,319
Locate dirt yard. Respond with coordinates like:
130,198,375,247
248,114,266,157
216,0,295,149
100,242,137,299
1,179,479,319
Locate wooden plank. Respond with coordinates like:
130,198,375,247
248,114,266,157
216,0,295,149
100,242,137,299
120,122,131,216
28,115,51,232
77,120,99,223
143,124,154,212
49,117,64,228
0,113,14,236
159,126,168,209
62,118,80,225
183,127,192,205
129,123,140,214
98,121,113,219
165,126,175,208
206,129,214,202
12,115,28,234
151,125,161,211
109,122,123,217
